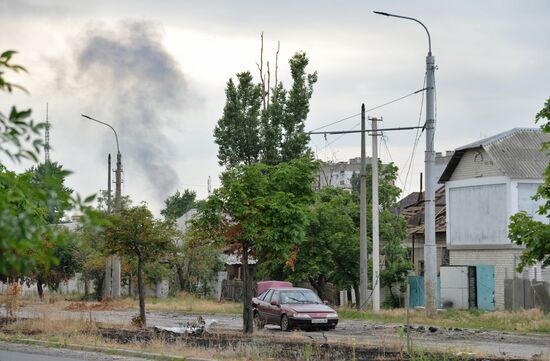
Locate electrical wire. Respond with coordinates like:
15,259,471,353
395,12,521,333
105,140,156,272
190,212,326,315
401,75,427,194
308,88,426,133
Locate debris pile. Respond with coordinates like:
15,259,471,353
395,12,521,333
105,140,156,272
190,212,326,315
154,316,218,336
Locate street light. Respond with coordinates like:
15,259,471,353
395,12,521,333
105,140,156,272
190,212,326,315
81,114,123,211
373,11,437,316
81,114,123,299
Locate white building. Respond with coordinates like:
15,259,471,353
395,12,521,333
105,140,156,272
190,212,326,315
439,128,550,309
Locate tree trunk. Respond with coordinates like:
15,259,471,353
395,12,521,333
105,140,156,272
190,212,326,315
137,256,146,326
176,264,186,291
36,279,44,301
309,275,326,301
84,277,90,298
128,273,133,297
242,247,253,334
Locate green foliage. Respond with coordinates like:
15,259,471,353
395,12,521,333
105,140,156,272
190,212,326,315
193,158,317,332
282,187,358,297
0,50,100,280
213,52,317,168
0,167,51,277
103,204,180,324
103,204,178,265
214,72,262,167
509,97,550,271
95,189,132,212
27,162,73,224
160,189,196,219
195,158,317,258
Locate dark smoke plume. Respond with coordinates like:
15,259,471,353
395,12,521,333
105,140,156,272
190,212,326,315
73,21,186,198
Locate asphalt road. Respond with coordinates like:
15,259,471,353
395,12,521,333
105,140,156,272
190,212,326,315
0,341,151,361
0,349,83,361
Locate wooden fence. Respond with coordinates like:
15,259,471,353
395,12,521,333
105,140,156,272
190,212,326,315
504,279,550,310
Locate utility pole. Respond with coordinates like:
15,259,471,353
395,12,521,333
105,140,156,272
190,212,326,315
373,10,438,317
370,116,382,312
45,103,50,164
359,103,368,310
424,45,437,316
111,150,123,298
105,153,112,298
107,154,112,214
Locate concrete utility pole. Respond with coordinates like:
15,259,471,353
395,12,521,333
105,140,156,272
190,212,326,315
374,11,438,316
112,150,122,298
359,103,368,310
370,116,382,312
81,114,122,299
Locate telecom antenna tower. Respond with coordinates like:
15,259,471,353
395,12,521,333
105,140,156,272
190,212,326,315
45,103,50,163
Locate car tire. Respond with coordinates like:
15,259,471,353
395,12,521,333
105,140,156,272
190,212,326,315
254,311,264,330
280,314,291,332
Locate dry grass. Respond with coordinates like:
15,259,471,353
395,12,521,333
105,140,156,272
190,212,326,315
15,292,242,316
0,315,277,361
146,292,242,315
338,307,550,333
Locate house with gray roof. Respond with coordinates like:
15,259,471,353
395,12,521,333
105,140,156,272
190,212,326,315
439,128,550,309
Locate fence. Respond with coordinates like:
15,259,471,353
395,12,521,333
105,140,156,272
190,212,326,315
504,278,550,310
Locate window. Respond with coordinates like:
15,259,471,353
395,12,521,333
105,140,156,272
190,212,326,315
270,290,280,303
263,289,274,302
419,260,425,276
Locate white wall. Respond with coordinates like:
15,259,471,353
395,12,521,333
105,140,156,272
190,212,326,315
447,177,509,246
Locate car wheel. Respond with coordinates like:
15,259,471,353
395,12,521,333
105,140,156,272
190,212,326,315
253,312,264,330
280,314,290,332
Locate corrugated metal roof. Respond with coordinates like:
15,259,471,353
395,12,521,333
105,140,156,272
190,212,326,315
440,128,550,182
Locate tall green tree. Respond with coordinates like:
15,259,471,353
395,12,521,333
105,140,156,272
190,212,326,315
28,161,73,224
214,72,263,167
103,204,179,326
193,158,317,333
214,51,317,168
509,97,550,270
160,189,196,219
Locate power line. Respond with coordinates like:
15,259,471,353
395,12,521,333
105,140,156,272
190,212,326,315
402,75,427,194
308,88,426,133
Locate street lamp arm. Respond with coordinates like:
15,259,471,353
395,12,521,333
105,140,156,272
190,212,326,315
373,11,432,54
81,114,120,153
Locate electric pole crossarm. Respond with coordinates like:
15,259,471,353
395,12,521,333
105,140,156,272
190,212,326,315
309,125,423,136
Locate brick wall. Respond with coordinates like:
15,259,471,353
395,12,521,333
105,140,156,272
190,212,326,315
450,249,524,309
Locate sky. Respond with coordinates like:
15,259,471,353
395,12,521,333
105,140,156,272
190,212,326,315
1,0,549,215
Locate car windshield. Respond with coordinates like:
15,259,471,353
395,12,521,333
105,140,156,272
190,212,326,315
280,289,322,304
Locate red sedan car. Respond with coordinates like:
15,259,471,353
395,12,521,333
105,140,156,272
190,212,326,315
252,287,338,331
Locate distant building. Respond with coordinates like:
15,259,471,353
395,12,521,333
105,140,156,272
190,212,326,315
316,157,372,191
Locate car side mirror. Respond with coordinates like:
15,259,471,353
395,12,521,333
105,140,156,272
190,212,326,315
270,300,279,306
323,300,329,305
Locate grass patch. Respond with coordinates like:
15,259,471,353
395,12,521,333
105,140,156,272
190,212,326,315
146,292,242,315
338,307,550,334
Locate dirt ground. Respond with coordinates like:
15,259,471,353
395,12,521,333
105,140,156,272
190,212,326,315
6,303,550,359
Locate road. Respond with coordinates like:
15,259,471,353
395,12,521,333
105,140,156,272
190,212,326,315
10,306,550,359
0,341,151,361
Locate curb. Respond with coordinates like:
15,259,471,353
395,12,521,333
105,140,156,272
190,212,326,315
0,336,218,361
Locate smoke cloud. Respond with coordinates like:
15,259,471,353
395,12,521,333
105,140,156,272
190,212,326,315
72,21,186,200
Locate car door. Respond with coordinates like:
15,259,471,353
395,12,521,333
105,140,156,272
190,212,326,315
267,290,281,324
258,289,273,321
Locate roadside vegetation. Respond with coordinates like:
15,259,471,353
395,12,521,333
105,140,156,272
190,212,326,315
338,307,550,334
